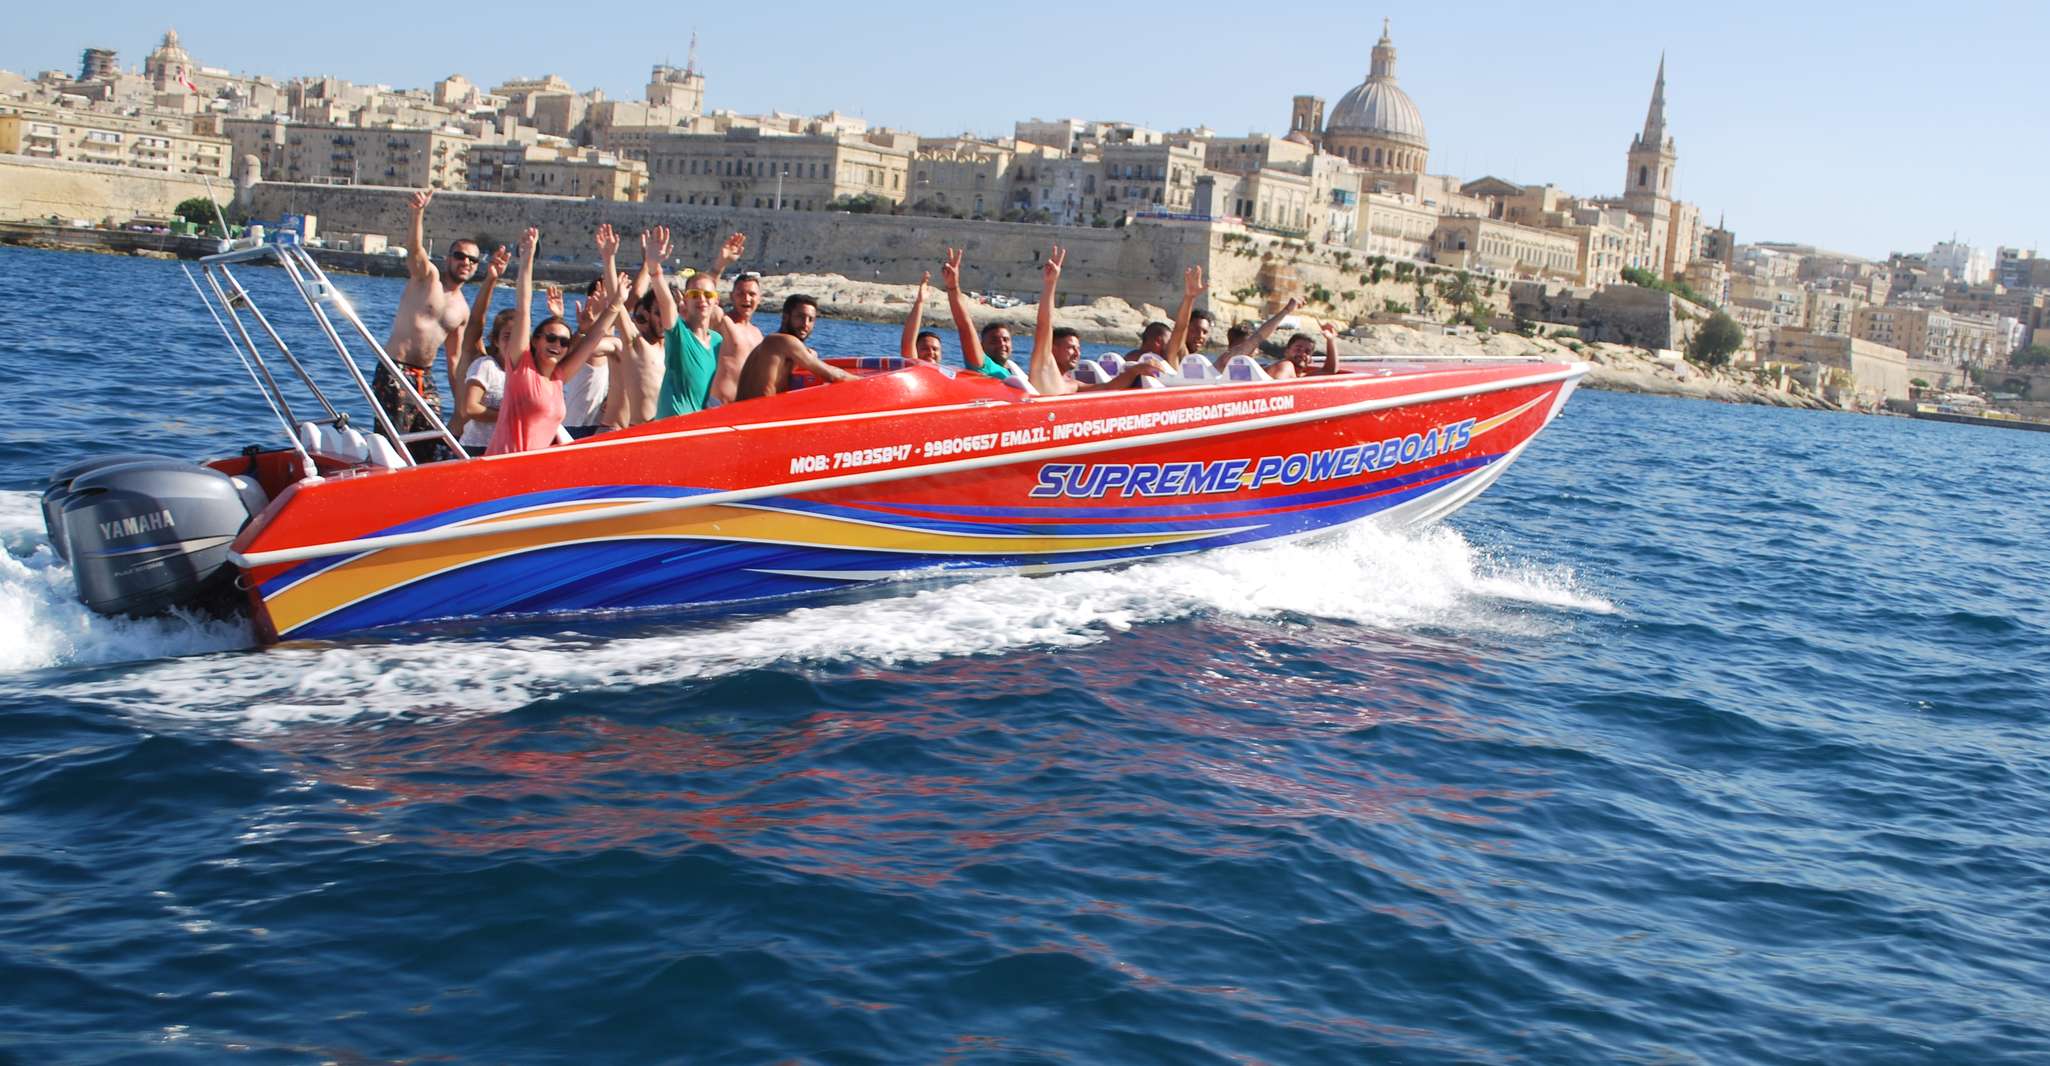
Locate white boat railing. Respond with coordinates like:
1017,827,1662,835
183,241,467,473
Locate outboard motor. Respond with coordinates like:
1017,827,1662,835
58,459,269,617
41,453,176,561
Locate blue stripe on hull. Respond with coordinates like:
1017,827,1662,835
283,461,1482,639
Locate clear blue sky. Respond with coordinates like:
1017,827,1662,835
11,1,2046,261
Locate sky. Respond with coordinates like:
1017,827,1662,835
10,0,2046,261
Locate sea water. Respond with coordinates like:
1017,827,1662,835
1,246,2047,1062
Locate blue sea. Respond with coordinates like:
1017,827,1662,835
2,244,2047,1063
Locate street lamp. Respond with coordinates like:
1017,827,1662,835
775,164,788,211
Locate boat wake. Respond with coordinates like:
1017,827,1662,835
0,489,1611,730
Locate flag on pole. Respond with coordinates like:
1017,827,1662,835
175,65,196,93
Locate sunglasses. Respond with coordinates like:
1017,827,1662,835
449,250,480,263
682,289,717,301
538,332,574,346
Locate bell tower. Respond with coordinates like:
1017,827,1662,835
1624,54,1676,213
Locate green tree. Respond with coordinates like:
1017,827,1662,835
2012,344,2050,368
173,196,219,228
1689,311,1744,367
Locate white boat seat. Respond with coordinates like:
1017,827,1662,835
363,433,407,469
1134,373,1166,389
1071,359,1111,385
1095,353,1127,376
1224,355,1274,382
1178,354,1220,380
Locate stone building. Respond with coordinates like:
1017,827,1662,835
645,127,911,210
1011,145,1102,225
468,143,645,201
1293,20,1429,176
220,115,471,188
1764,330,1910,405
1430,216,1580,280
1853,305,2011,367
1354,192,1439,261
909,136,1014,218
0,107,229,179
1099,140,1207,219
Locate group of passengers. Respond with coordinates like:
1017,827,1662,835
379,188,1341,459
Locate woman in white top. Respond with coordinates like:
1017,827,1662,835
458,308,520,456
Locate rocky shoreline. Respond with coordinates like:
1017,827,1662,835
759,271,1840,412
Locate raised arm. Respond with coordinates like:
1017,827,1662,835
1224,296,1302,359
941,248,987,370
1165,265,1205,360
452,245,509,395
1317,320,1340,376
595,223,621,292
553,274,626,383
404,189,436,282
710,231,746,282
900,271,930,360
510,227,539,368
1028,246,1065,396
645,226,678,333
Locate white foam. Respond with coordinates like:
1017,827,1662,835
6,485,1612,733
0,491,252,675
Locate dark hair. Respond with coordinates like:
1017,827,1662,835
585,276,605,297
451,237,482,255
979,322,1010,340
1052,327,1081,343
916,330,941,346
1189,309,1214,325
1286,332,1317,350
483,308,522,358
1140,321,1170,341
527,314,572,367
782,294,818,316
636,287,659,312
530,314,571,341
1226,323,1252,345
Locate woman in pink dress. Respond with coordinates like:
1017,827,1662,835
487,225,628,455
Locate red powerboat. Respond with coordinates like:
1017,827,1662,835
43,242,1589,642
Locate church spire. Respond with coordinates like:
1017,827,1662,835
1640,53,1668,147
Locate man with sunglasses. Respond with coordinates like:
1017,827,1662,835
380,188,481,461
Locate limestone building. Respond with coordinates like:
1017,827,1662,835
645,127,911,210
1292,20,1429,176
0,108,229,179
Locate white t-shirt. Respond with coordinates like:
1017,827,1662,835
562,354,609,428
458,356,505,449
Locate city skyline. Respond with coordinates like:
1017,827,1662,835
7,0,2045,261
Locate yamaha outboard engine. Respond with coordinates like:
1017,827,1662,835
56,459,269,617
41,453,176,562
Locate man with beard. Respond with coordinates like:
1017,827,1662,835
734,295,857,401
381,188,479,460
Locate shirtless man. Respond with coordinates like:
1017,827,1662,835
734,295,857,402
1272,321,1343,379
702,233,757,405
382,188,478,461
1028,247,1167,395
899,271,944,364
613,226,676,426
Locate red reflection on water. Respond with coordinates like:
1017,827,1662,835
270,626,1550,893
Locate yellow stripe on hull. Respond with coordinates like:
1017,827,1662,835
263,501,1221,637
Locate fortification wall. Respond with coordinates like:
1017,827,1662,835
0,156,220,224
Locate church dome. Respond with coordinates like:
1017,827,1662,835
1326,22,1428,149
